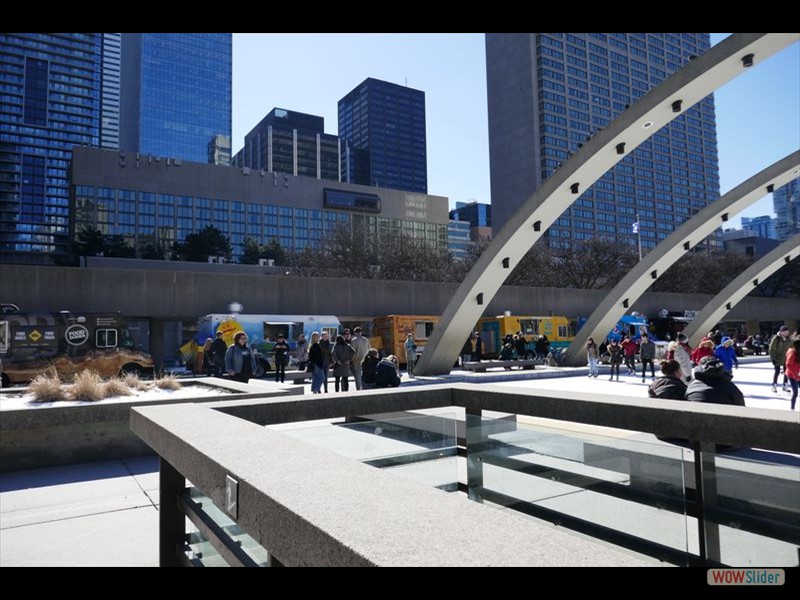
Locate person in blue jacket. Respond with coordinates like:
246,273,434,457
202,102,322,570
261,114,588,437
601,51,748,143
714,336,739,374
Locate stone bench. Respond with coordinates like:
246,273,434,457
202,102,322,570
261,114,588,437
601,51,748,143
462,360,537,372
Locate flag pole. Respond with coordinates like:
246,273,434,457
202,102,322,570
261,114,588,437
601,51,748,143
635,213,642,261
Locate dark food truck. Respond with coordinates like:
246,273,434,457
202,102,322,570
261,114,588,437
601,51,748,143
0,310,153,386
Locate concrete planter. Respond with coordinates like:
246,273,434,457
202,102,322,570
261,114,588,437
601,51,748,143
0,379,301,472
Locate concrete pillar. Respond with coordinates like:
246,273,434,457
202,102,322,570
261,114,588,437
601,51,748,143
150,318,165,373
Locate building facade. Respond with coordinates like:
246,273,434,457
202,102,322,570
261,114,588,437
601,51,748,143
449,201,493,241
448,220,471,260
773,178,800,241
71,148,449,261
338,78,427,193
100,33,121,150
120,34,232,164
0,33,103,264
486,33,721,251
233,108,339,180
740,215,777,240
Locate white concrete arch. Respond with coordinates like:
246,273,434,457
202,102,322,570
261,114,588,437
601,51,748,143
417,33,799,375
562,154,799,365
682,234,800,348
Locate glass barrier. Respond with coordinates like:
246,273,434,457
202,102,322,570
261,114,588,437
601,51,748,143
699,447,800,567
275,411,459,492
467,413,690,564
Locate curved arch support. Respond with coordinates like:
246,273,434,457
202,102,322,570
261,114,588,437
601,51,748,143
562,153,799,366
417,33,799,375
682,234,800,347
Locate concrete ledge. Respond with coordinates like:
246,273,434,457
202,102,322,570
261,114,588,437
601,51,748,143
131,402,658,566
0,380,301,472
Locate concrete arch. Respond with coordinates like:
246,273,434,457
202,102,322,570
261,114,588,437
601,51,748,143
417,33,798,375
682,234,800,347
562,153,800,365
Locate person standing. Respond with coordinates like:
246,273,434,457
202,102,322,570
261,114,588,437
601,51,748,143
769,326,792,393
332,334,355,392
404,332,418,378
639,334,656,382
608,339,623,381
319,331,332,393
515,334,527,361
461,335,474,367
349,327,370,390
585,338,599,378
691,337,715,365
225,331,257,384
621,336,637,375
209,331,228,377
667,333,693,382
307,332,325,394
714,336,738,375
474,331,484,362
272,334,290,383
785,339,800,410
295,333,308,372
200,338,214,376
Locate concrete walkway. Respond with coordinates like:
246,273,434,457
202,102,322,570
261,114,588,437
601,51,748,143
0,456,159,566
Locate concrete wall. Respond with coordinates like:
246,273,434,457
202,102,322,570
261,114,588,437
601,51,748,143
0,382,300,472
3,263,798,322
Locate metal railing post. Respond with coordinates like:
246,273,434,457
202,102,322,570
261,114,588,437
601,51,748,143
159,457,186,567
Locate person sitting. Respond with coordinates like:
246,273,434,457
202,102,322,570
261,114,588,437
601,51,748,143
375,355,401,388
361,348,380,390
648,360,687,400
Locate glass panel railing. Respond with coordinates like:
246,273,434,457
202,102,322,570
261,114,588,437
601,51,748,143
466,413,690,565
699,447,800,567
275,411,459,492
184,487,271,567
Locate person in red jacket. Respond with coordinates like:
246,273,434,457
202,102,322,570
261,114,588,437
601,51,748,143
691,337,715,365
620,336,638,375
785,339,800,411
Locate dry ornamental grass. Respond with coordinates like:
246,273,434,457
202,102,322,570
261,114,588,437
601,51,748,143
28,372,68,403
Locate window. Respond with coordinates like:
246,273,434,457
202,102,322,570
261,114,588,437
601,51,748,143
415,321,435,339
96,329,118,348
519,319,539,336
558,325,569,337
0,321,8,352
323,189,381,213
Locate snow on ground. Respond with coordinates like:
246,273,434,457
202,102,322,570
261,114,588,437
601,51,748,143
0,383,230,411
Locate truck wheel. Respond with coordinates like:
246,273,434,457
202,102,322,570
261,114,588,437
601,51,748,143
120,364,146,379
253,360,267,378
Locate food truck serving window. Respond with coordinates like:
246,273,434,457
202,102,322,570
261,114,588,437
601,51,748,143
0,321,8,352
96,329,118,348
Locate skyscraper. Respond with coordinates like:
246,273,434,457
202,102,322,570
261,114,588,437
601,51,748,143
486,33,720,252
740,215,777,240
120,33,231,164
100,33,121,150
234,108,339,180
773,178,800,241
0,33,102,263
338,77,427,193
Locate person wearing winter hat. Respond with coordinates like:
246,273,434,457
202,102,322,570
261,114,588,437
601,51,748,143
686,355,744,407
714,336,739,374
769,325,792,393
668,332,693,382
690,337,715,366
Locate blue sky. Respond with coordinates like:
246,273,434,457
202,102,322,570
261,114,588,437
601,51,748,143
232,34,799,228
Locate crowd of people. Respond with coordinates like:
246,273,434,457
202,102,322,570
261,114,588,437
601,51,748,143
592,324,799,411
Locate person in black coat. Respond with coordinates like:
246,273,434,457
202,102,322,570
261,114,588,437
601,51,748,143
361,348,380,389
686,356,745,407
375,355,401,388
515,334,528,360
648,360,687,400
209,331,228,376
474,331,484,362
